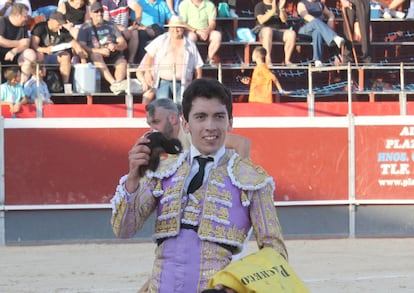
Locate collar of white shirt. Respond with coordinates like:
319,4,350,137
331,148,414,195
189,144,225,168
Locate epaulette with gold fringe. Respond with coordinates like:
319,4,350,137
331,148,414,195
227,153,275,192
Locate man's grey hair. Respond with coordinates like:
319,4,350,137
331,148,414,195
145,98,182,117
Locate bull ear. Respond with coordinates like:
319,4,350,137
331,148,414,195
161,138,182,154
148,132,182,154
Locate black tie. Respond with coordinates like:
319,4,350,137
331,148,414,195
187,156,213,194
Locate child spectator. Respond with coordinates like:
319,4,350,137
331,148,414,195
0,66,28,115
248,46,287,103
24,63,53,104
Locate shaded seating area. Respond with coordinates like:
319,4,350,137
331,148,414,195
2,0,413,106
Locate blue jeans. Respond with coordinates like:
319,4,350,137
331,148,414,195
156,79,182,103
298,18,338,61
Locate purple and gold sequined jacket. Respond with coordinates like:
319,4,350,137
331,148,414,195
111,149,287,258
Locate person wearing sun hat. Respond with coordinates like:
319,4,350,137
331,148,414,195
136,15,203,104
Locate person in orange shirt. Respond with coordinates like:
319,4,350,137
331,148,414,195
248,46,286,103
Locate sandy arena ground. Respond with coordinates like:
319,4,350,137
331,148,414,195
1,238,414,293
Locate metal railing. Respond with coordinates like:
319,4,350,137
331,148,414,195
306,63,414,116
126,63,180,118
1,62,414,118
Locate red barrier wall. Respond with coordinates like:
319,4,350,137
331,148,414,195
3,104,414,206
5,128,141,204
4,126,348,205
236,128,348,201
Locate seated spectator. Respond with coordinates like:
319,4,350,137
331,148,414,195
31,12,86,85
0,3,37,84
138,16,203,104
179,0,221,66
297,0,344,67
131,0,172,63
0,66,28,115
101,0,140,64
57,0,90,39
254,0,296,65
0,0,31,16
248,46,287,103
77,2,128,95
133,0,171,35
24,62,53,104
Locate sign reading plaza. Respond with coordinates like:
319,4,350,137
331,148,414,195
357,125,414,199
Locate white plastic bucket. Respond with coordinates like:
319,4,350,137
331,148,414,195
74,63,96,93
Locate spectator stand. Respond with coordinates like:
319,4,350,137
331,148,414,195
17,0,414,105
200,0,414,103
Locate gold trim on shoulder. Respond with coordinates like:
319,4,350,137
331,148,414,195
227,153,275,191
